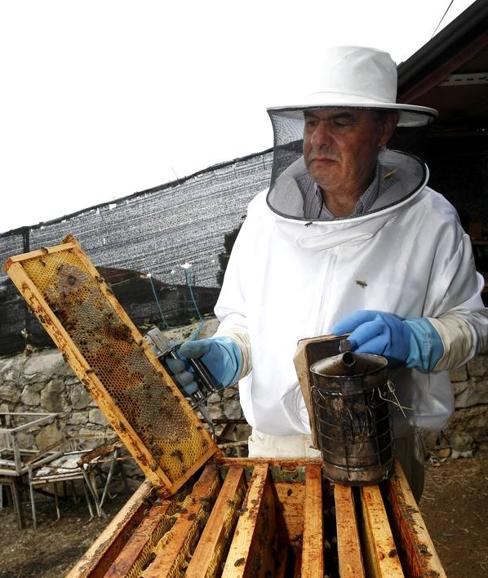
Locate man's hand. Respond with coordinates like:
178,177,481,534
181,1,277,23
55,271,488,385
166,337,242,393
332,310,444,371
165,357,199,396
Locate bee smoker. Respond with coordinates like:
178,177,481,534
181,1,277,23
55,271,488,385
310,350,394,485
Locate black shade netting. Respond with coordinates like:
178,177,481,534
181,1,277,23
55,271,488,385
0,151,273,355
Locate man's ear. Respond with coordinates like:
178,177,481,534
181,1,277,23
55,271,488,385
379,112,399,147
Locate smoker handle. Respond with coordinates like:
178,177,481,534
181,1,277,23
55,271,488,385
188,357,219,394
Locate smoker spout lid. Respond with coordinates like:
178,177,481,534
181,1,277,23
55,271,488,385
311,352,388,378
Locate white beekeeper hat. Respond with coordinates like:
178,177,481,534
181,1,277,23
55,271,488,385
267,46,437,127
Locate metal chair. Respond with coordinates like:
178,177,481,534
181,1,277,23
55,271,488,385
28,449,95,528
0,411,61,529
27,440,130,528
77,441,130,518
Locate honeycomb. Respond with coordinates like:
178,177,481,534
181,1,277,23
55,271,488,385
7,241,215,490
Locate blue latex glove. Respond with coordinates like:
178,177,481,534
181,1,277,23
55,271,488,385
331,310,444,372
166,337,242,393
165,357,199,396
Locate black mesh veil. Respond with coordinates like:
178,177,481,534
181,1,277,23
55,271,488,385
266,107,428,222
268,110,305,193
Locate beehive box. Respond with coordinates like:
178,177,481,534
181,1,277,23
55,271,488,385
63,458,445,578
5,237,446,578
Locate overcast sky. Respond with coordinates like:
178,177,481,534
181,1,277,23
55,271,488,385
0,0,476,234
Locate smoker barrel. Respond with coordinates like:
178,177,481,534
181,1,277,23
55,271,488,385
310,352,394,485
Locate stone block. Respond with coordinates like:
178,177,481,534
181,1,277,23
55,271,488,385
421,430,441,450
453,380,468,396
24,349,62,377
161,317,219,343
467,355,488,378
206,404,225,420
35,422,63,450
448,431,474,453
198,318,220,338
207,392,222,404
223,400,243,420
78,426,113,444
0,355,25,383
0,383,21,403
437,447,451,458
23,373,49,387
123,460,144,481
40,378,67,412
235,423,251,441
451,449,473,459
223,386,239,399
20,387,41,406
443,405,488,445
454,379,488,408
69,382,92,410
89,408,108,426
449,365,468,382
67,411,89,426
26,381,46,394
15,431,36,449
52,356,77,377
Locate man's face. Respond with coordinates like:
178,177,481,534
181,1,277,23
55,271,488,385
303,108,396,195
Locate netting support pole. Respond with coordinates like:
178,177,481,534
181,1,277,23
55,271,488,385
20,227,32,341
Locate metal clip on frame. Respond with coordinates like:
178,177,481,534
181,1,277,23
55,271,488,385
144,328,219,435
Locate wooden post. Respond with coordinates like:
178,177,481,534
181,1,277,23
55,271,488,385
186,466,247,578
221,464,281,578
301,464,324,578
104,503,172,578
335,484,365,578
142,465,221,578
360,485,404,578
386,462,447,578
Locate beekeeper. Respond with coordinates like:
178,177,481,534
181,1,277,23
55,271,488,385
170,46,488,500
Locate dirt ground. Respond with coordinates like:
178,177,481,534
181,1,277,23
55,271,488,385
0,451,486,578
420,447,488,577
0,489,130,578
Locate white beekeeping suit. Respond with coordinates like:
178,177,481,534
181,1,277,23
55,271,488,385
174,47,488,500
215,148,488,437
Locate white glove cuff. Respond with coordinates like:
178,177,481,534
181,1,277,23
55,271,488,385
429,313,476,371
213,324,252,379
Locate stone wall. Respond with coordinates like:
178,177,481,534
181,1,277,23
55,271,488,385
1,329,487,471
428,353,488,456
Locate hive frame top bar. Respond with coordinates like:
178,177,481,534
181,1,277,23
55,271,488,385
66,460,446,578
5,234,219,494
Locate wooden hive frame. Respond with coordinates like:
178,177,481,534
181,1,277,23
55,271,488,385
4,236,219,494
65,458,445,578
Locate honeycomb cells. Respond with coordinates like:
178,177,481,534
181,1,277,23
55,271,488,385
22,249,209,484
